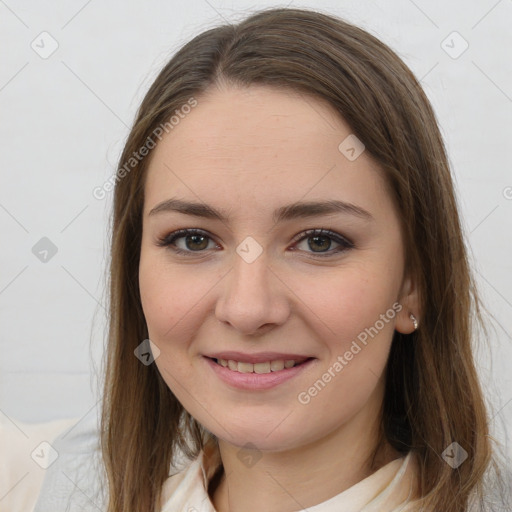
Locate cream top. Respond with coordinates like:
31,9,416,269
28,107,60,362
160,444,421,512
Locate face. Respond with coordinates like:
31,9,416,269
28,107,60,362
138,84,417,452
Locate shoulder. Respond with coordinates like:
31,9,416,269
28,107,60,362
0,415,79,512
159,454,205,510
33,410,105,512
159,444,224,512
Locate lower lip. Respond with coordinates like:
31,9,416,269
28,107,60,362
204,357,315,390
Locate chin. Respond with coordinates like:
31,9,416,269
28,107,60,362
204,415,314,453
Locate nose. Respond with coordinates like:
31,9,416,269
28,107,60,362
214,251,290,336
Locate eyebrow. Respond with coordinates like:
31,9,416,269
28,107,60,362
148,198,373,223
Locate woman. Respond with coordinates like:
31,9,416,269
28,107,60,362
100,7,507,511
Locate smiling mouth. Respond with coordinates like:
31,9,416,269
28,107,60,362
208,357,313,374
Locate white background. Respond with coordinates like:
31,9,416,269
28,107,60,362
0,0,511,461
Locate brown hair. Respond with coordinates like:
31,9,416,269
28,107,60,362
100,7,506,511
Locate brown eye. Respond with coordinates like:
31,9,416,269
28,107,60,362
292,229,354,257
183,234,209,251
157,227,354,258
157,228,218,254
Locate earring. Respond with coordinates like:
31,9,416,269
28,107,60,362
410,314,418,331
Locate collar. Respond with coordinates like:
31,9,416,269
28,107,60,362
160,444,418,512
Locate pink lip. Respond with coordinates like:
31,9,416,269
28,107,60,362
203,356,316,391
204,351,312,364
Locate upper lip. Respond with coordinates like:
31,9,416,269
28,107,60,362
205,351,313,364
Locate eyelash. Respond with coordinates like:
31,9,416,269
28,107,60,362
156,228,354,258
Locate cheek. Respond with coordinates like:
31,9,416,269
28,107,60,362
286,287,397,447
138,250,220,342
138,253,212,406
289,260,401,348
287,262,399,407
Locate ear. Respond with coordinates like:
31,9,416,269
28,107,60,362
395,273,421,335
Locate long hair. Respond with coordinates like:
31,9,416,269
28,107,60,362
100,7,505,511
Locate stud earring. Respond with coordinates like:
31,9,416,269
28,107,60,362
410,314,418,331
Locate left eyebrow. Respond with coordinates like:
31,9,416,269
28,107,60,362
148,198,374,223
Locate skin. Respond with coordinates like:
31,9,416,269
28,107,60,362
139,83,419,512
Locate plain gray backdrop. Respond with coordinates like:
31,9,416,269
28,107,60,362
1,0,511,464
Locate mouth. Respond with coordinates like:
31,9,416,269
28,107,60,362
208,356,313,374
203,354,316,391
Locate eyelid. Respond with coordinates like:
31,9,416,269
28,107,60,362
156,228,219,252
156,227,354,257
290,228,354,248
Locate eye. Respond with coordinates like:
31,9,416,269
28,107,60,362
291,228,354,257
156,228,219,255
156,228,354,257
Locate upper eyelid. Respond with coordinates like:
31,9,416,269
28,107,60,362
291,228,353,246
159,228,353,251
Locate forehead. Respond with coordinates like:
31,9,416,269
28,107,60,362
151,85,347,167
143,85,392,222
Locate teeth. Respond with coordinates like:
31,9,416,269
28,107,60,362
238,362,253,373
254,362,271,374
270,360,284,371
216,358,304,373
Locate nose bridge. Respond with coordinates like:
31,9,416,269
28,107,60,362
215,248,288,334
231,250,270,296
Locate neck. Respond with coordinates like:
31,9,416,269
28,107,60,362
210,398,402,512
